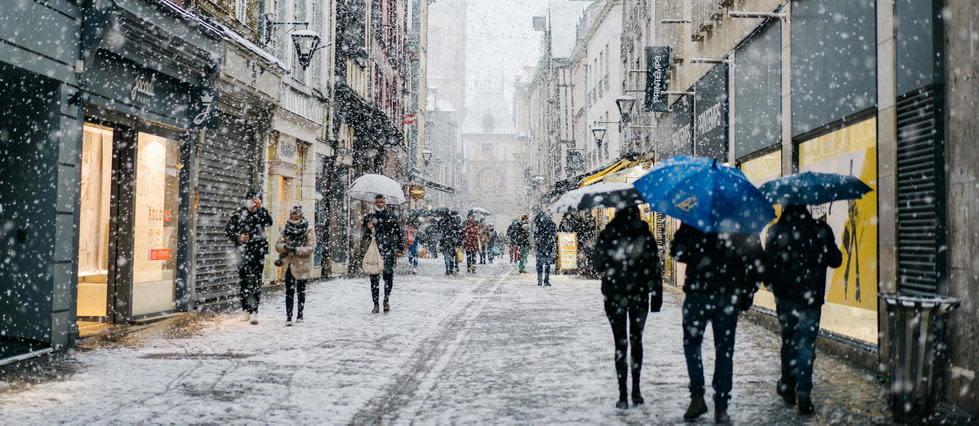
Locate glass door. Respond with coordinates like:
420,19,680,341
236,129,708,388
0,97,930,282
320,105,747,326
130,132,180,316
76,123,113,335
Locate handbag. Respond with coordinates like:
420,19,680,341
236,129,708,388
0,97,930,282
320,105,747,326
455,248,465,263
362,229,383,275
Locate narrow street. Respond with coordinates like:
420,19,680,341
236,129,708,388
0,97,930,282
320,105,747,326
0,259,888,424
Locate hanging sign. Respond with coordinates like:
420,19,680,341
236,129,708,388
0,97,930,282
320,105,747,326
693,63,729,162
645,46,671,112
188,87,220,130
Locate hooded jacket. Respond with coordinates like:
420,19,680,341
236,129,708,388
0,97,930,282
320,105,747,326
670,223,765,301
764,205,843,307
507,220,531,248
592,209,662,302
533,212,558,254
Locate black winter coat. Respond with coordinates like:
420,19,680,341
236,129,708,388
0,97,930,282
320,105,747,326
438,214,463,251
764,207,843,307
533,213,557,253
508,220,530,248
362,208,405,257
670,223,764,305
592,214,662,307
225,206,273,263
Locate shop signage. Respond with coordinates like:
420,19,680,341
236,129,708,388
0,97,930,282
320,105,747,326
667,95,693,158
130,73,157,101
557,232,577,270
189,87,220,130
693,63,728,162
645,46,671,112
149,249,170,261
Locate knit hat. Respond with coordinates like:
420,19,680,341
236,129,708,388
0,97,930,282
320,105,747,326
246,188,263,201
290,205,303,216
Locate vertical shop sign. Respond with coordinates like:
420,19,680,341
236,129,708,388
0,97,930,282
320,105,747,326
645,46,671,112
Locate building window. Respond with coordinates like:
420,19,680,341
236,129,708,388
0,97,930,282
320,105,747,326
235,0,248,22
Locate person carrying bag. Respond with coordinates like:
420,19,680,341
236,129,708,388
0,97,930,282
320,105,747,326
362,228,383,276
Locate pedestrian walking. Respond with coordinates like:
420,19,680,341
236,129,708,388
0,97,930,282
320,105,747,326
765,205,842,415
478,221,490,264
406,223,419,274
592,205,662,409
361,194,405,314
670,223,764,424
438,212,462,275
225,189,273,325
533,211,557,286
462,215,481,274
512,215,531,273
487,224,500,263
274,205,315,326
506,218,522,263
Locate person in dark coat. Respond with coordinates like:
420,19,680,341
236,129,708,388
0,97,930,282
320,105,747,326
361,194,405,314
506,219,522,264
533,211,557,286
510,216,532,272
670,223,764,423
225,188,273,324
462,216,481,273
592,206,662,409
765,205,842,415
438,212,463,275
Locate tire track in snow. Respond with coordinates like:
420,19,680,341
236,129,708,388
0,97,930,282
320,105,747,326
348,266,514,425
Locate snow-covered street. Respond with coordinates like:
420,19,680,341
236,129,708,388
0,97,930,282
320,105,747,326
1,258,888,424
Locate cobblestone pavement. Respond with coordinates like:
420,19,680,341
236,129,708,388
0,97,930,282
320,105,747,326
0,258,890,424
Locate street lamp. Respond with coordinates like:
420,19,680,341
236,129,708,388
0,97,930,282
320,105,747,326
291,30,323,69
421,148,433,166
616,96,637,124
591,126,607,149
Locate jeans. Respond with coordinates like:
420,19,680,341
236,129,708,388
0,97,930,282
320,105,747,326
466,249,478,271
407,243,419,268
238,252,264,314
369,255,396,305
536,249,553,284
518,246,530,271
510,246,520,263
776,298,822,399
442,248,456,272
682,291,739,412
285,267,306,321
604,293,649,400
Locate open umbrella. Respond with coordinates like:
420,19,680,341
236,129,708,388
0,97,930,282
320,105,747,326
348,174,407,204
633,156,774,233
759,171,872,205
469,207,491,215
548,181,644,213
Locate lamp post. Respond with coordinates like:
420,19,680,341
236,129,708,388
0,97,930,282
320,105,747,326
591,126,608,149
615,96,637,124
421,148,433,167
291,30,323,69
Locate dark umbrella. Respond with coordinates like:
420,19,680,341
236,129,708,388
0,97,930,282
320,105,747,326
759,172,872,205
633,156,774,234
547,182,644,213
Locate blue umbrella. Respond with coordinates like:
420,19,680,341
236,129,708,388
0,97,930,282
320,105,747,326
633,156,775,233
760,172,872,205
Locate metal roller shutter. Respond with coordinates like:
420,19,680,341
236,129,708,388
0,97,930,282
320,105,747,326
194,118,256,306
895,86,945,295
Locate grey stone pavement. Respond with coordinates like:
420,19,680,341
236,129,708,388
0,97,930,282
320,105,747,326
0,257,891,424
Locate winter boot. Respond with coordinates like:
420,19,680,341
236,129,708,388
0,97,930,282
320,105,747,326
372,304,380,314
240,311,249,322
797,397,814,415
683,395,708,420
632,372,644,405
285,320,293,327
715,410,731,424
777,380,796,405
249,314,258,325
383,301,390,313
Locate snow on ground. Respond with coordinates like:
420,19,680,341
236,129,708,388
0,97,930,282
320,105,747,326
0,257,887,424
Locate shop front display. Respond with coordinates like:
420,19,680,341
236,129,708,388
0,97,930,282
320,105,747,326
738,151,783,312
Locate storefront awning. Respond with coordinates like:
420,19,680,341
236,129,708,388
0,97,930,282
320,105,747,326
578,158,637,187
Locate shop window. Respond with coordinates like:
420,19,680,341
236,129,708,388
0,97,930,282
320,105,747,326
77,124,113,321
131,133,180,316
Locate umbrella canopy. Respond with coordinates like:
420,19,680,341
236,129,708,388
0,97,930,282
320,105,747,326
547,182,644,213
633,156,774,233
759,171,873,205
469,207,491,215
348,174,407,204
432,207,453,216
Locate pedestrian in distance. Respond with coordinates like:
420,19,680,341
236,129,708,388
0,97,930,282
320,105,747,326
462,215,482,274
670,223,764,424
225,188,273,325
487,224,500,263
592,205,662,409
478,220,491,264
506,218,522,264
438,211,462,275
513,215,532,273
274,205,315,327
764,205,842,416
533,211,557,286
406,222,419,274
361,194,405,314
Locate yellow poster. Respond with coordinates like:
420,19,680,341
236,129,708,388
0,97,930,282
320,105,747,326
557,232,578,270
739,151,782,311
798,118,878,343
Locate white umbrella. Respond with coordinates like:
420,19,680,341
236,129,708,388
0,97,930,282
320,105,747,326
469,207,491,215
548,181,643,213
348,174,407,204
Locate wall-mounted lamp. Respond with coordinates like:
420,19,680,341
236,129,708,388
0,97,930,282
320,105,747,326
421,148,433,166
615,96,637,124
591,127,608,149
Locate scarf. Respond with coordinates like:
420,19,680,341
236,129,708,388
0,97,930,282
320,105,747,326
283,218,308,245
